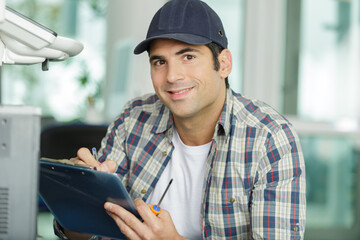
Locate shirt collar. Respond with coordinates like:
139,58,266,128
151,98,173,134
216,88,233,137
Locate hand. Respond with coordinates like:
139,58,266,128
70,147,117,173
104,198,187,240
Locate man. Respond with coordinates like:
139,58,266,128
55,0,306,239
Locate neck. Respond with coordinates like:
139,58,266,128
173,91,226,146
174,117,216,146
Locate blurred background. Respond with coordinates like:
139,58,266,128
1,0,359,239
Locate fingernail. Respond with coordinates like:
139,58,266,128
104,202,112,211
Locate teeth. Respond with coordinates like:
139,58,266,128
173,88,191,94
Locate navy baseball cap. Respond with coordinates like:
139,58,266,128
134,0,228,54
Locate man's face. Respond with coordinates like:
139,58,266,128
149,39,228,121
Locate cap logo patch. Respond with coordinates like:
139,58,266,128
218,30,223,37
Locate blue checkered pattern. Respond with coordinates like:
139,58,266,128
96,89,306,239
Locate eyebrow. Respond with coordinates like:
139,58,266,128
149,47,200,63
149,55,164,63
175,47,200,55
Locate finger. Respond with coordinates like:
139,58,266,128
156,208,172,221
69,158,89,165
134,198,158,223
106,211,141,240
105,202,150,239
97,160,117,173
134,199,178,238
77,147,100,167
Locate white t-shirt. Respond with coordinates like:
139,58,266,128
146,129,211,240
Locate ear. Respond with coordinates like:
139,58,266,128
218,49,232,79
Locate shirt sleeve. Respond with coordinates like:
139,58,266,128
97,107,131,182
251,124,306,239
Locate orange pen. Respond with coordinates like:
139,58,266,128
150,179,173,215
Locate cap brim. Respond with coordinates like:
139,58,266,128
133,33,212,54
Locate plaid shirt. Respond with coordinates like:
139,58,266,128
98,88,306,240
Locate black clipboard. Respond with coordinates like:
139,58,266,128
39,159,140,239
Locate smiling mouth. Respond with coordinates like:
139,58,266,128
169,87,193,95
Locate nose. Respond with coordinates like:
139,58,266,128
166,60,184,83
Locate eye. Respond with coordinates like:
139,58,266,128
183,55,194,61
154,59,166,66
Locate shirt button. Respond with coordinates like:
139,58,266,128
141,189,147,194
162,151,167,156
294,226,299,232
230,197,236,203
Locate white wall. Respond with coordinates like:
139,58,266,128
104,0,166,120
242,0,286,111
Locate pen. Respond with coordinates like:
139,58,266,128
92,147,97,160
150,178,173,215
92,147,99,170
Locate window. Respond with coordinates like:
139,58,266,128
301,133,357,229
1,0,106,122
284,0,360,122
283,0,360,239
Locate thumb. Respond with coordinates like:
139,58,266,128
77,147,100,167
98,160,117,173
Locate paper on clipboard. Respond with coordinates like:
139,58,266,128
39,158,140,239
